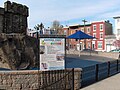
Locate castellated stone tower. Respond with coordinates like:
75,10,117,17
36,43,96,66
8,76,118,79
0,1,29,34
0,1,38,70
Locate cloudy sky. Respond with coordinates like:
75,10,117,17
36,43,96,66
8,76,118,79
0,0,120,29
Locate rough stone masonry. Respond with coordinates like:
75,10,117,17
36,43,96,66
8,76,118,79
0,1,28,34
0,1,38,70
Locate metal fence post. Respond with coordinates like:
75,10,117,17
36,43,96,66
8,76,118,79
117,60,119,72
72,68,74,90
96,64,98,81
108,61,110,77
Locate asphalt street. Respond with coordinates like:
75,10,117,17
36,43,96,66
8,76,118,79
66,54,117,68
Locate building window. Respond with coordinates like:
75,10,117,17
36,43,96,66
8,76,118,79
100,24,103,31
93,33,96,40
117,29,120,35
93,33,96,38
81,28,84,32
93,25,96,31
87,27,90,33
98,41,102,48
100,32,103,39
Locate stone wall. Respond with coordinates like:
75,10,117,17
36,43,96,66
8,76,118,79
0,68,82,90
74,68,82,89
0,7,4,33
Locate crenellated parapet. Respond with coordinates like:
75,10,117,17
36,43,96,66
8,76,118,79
4,1,29,16
0,1,29,34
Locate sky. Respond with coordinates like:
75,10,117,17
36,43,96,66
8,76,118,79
0,0,120,30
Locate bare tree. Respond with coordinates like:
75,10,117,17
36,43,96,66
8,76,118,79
113,39,120,49
34,23,44,34
50,20,63,35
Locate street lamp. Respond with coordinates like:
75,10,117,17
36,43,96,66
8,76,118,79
36,25,40,90
82,19,87,49
65,25,69,50
67,26,70,49
39,23,44,34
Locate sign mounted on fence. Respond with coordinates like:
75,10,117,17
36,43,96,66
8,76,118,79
39,35,66,70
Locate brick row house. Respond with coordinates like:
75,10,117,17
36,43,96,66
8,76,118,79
64,20,113,52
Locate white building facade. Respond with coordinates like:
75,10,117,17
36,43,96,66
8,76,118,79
27,28,51,37
105,35,116,52
113,16,120,40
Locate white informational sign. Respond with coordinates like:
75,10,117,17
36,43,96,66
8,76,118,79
40,38,65,70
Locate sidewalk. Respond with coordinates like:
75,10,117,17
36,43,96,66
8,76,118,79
80,73,120,90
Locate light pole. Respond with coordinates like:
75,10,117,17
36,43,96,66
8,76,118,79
82,19,87,49
37,23,44,89
39,23,44,34
67,26,69,49
36,25,40,90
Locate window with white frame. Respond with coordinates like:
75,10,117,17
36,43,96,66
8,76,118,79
81,28,84,32
93,33,96,40
98,41,102,48
100,32,103,39
93,33,96,38
93,25,96,31
100,24,103,31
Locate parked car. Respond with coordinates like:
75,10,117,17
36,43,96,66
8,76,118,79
110,49,120,52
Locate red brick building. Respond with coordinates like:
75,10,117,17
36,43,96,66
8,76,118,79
64,21,113,51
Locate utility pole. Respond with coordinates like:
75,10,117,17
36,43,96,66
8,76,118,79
82,19,87,49
66,25,69,50
68,26,69,49
36,25,40,90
